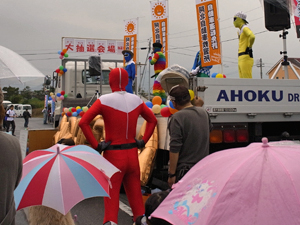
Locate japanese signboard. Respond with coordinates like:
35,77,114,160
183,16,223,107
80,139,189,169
294,0,300,38
195,0,221,67
150,0,169,67
124,18,138,64
62,38,123,54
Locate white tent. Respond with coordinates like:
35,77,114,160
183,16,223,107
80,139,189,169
0,45,45,84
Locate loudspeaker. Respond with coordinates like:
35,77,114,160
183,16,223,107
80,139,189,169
88,55,101,76
264,1,290,31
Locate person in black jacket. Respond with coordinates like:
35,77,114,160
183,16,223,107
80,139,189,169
23,109,31,128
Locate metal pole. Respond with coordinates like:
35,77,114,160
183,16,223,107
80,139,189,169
216,0,223,74
260,58,263,79
280,29,289,79
84,61,87,98
149,56,151,100
74,61,77,96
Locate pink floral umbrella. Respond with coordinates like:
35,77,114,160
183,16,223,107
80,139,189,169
152,138,300,225
14,144,120,215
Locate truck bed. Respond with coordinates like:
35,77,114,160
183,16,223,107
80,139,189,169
193,77,300,123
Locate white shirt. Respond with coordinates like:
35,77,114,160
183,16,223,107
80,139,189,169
6,109,16,121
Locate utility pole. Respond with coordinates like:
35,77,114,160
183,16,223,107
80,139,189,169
256,58,265,79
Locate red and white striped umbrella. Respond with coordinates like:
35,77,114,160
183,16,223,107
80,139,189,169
14,144,120,215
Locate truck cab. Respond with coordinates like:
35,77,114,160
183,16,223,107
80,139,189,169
53,58,123,127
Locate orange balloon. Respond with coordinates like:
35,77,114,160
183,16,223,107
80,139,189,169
62,48,68,53
152,96,162,105
61,112,65,116
169,107,178,114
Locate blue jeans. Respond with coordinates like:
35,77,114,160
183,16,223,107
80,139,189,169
24,118,29,127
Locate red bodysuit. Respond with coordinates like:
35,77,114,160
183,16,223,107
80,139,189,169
79,68,157,224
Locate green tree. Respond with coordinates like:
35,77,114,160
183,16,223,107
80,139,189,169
9,94,23,103
32,88,47,101
20,86,32,102
2,86,19,100
28,98,44,109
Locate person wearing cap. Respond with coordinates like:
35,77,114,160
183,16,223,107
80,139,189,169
148,42,167,103
233,11,255,79
167,84,212,188
0,87,23,225
190,50,213,77
122,49,136,94
79,68,157,225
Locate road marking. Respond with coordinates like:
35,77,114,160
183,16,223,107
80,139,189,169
119,201,132,216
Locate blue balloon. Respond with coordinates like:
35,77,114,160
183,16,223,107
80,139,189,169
77,109,82,113
72,112,78,117
63,68,67,73
211,73,218,78
145,101,153,108
56,93,61,97
58,50,62,54
169,101,175,109
48,97,52,100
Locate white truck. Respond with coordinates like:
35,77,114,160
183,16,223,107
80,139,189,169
150,76,300,189
53,58,123,126
191,77,300,153
52,59,300,188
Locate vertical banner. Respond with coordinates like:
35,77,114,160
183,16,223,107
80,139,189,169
124,18,138,64
150,1,169,67
195,0,221,67
294,0,300,38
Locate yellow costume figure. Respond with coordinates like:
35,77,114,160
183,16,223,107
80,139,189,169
234,12,255,79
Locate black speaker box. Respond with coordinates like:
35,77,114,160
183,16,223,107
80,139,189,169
88,56,101,76
264,1,290,31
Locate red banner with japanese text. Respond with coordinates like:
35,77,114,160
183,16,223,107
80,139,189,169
150,1,168,67
124,18,138,66
293,0,300,38
195,0,221,67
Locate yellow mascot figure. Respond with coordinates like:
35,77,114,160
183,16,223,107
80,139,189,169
234,12,255,79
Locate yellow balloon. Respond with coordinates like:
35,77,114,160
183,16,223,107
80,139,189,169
82,106,89,112
216,74,224,78
152,104,161,114
189,90,195,101
76,106,81,110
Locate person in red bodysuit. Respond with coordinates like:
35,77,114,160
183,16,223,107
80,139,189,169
79,68,157,225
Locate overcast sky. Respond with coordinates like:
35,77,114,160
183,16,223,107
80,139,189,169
0,0,299,90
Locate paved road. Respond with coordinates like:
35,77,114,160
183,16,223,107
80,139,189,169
8,118,134,225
